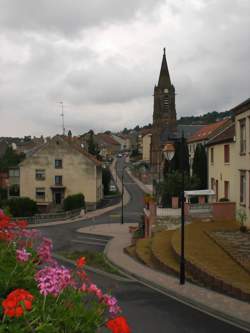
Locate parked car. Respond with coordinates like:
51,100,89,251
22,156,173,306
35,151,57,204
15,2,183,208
117,153,122,158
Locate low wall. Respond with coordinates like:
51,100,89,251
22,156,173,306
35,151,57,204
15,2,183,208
212,201,236,221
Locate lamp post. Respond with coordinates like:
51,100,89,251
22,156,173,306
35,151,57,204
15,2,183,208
163,133,186,285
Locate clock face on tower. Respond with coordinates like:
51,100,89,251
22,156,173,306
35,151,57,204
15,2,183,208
164,88,168,93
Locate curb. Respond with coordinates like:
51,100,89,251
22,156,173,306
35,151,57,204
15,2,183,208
53,253,133,283
104,241,250,332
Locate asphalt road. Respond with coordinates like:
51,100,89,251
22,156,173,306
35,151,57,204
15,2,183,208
37,158,247,333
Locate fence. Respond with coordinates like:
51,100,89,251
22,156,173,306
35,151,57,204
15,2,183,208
12,208,82,224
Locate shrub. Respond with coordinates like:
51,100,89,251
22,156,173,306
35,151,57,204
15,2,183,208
219,197,230,202
63,193,85,211
7,197,38,217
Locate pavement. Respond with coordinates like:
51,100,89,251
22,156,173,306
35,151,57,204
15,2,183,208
78,222,250,332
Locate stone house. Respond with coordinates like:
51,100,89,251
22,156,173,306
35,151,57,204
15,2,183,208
142,131,152,162
95,133,121,159
19,136,103,212
207,123,236,202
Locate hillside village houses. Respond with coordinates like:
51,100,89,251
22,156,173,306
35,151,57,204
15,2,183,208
15,135,103,212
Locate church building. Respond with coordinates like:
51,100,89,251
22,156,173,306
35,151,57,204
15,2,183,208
150,48,177,174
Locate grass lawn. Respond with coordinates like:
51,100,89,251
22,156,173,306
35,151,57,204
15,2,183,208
58,250,122,276
171,220,250,293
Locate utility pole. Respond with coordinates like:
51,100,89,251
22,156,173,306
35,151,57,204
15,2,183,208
58,101,65,136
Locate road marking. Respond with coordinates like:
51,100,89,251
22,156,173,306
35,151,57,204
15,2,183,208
71,239,107,246
75,236,109,243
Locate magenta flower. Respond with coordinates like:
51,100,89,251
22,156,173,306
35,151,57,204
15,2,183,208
88,284,103,299
16,248,31,262
35,265,73,296
37,237,53,263
102,294,121,315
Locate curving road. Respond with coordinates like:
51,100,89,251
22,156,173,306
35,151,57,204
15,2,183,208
37,158,247,333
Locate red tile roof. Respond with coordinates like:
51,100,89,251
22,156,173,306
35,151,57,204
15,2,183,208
96,133,120,146
187,119,229,143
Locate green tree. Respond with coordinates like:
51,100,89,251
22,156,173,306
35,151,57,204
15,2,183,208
0,147,25,172
192,144,207,189
87,130,100,157
7,197,38,217
63,193,85,211
102,167,111,195
169,139,190,176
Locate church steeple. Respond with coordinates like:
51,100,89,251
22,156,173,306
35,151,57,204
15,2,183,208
158,48,171,89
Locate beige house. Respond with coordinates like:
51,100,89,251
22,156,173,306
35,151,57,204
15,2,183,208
188,119,230,175
19,136,103,211
142,132,152,162
233,99,250,226
207,123,236,202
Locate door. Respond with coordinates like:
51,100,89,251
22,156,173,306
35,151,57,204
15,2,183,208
55,192,62,204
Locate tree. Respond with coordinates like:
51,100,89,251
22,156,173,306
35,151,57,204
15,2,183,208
192,144,207,189
63,193,85,211
102,167,111,195
0,147,25,172
169,139,190,176
7,197,37,217
87,130,100,157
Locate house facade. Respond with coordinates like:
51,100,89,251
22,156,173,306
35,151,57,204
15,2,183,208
207,123,236,202
188,119,230,175
233,99,250,226
95,134,121,159
142,132,152,162
19,136,103,211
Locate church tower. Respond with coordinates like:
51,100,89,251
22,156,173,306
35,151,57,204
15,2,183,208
150,48,177,173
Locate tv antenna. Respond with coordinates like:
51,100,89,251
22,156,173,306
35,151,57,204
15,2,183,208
58,101,65,135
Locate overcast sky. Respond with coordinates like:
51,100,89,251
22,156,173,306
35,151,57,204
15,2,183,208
0,0,249,137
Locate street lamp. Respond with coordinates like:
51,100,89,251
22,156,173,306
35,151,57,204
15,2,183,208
163,133,186,285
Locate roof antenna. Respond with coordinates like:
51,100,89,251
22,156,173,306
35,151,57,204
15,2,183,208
58,101,65,136
163,47,166,55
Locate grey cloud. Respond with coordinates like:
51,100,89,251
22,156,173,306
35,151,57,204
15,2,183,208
0,0,162,37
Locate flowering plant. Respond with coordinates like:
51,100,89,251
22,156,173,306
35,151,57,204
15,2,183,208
0,212,131,332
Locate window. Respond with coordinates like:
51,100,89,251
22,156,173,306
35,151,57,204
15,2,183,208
55,159,63,169
36,188,45,201
239,119,246,154
240,171,246,205
55,176,62,185
9,169,19,177
210,148,214,164
211,178,215,190
224,145,230,163
224,181,229,199
35,169,45,180
9,184,20,197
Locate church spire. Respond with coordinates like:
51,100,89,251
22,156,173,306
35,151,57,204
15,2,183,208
158,47,171,88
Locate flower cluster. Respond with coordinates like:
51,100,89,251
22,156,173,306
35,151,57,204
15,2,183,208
0,210,131,332
35,265,73,296
16,248,31,262
37,237,53,263
2,289,34,318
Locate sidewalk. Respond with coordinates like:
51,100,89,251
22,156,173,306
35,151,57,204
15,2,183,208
78,223,250,332
126,168,153,194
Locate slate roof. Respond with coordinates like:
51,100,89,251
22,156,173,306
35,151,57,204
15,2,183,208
206,123,235,146
159,125,204,144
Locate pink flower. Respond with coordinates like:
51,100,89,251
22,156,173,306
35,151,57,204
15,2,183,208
35,265,73,296
102,294,121,315
16,248,31,262
79,283,87,292
37,237,53,263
